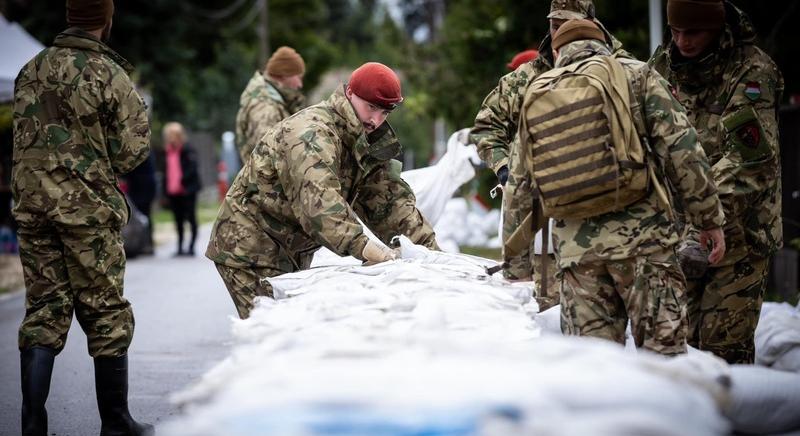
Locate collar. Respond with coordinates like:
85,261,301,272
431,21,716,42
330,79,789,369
326,87,401,166
53,27,134,74
555,40,612,68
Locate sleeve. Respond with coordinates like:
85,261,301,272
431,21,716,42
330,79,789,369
241,101,285,162
354,159,439,250
182,145,202,192
502,137,535,280
643,70,725,230
106,71,150,175
712,62,783,221
277,125,370,259
470,68,530,174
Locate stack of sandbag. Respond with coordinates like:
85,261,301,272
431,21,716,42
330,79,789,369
162,240,732,436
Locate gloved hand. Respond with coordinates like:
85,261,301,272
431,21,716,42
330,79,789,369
361,240,398,265
496,165,509,186
677,241,709,280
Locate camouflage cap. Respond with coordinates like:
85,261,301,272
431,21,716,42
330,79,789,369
547,0,596,20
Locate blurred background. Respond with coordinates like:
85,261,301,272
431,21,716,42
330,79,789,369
0,0,799,300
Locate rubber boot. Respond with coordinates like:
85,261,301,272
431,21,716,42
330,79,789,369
21,346,56,436
94,355,154,436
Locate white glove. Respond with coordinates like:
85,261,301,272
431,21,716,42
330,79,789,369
361,240,398,265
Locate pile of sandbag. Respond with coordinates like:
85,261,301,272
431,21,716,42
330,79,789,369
163,240,733,436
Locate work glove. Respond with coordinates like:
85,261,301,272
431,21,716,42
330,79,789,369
677,241,709,280
361,240,398,265
496,165,509,186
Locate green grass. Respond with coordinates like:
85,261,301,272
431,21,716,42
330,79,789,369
459,246,502,261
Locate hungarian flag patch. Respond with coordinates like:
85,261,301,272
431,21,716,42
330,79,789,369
744,82,761,101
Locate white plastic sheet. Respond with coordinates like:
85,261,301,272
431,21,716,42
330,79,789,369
164,240,732,436
401,128,481,227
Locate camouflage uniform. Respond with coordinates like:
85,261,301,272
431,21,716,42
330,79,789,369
207,87,439,319
509,39,725,355
12,28,150,357
471,0,632,309
650,3,783,363
235,71,305,164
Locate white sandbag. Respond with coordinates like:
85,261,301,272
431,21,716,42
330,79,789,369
755,302,800,372
401,128,480,226
435,197,500,249
164,242,732,436
726,364,800,434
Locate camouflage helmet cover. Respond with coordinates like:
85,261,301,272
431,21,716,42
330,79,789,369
547,0,596,20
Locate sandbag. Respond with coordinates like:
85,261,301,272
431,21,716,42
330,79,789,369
726,364,800,434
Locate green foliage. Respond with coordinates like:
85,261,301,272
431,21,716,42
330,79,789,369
0,104,12,133
4,0,795,162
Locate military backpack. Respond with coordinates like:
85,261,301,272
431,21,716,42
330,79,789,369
519,54,650,219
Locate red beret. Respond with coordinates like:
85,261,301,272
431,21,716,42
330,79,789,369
349,62,403,110
507,50,539,71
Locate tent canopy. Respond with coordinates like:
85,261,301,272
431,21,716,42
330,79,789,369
0,14,45,102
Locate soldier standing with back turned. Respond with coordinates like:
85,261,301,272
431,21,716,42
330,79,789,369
650,0,784,364
12,0,153,434
470,0,633,310
510,19,725,355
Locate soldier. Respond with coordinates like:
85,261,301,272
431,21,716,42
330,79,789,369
235,46,306,165
207,62,439,319
510,19,726,355
650,0,784,364
507,49,539,71
470,0,632,309
12,0,153,435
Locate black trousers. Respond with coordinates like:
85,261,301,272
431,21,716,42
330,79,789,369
167,193,197,254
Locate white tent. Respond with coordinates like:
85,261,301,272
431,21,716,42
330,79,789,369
0,14,45,102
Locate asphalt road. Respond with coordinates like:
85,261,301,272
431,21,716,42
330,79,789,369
0,226,237,435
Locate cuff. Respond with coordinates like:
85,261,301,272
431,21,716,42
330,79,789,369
348,233,371,261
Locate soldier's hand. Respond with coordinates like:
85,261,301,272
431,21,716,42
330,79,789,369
361,240,398,265
699,227,726,266
496,165,509,186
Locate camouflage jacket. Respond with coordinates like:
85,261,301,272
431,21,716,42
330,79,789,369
650,2,783,263
207,87,438,269
12,27,150,228
508,40,724,270
235,71,305,164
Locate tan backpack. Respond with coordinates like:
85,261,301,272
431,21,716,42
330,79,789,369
519,54,649,219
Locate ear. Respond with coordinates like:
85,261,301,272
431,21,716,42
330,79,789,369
552,48,559,61
345,85,353,99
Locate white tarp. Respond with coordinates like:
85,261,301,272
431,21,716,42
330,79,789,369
164,239,733,436
0,15,44,102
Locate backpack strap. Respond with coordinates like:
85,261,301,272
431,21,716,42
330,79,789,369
613,54,675,220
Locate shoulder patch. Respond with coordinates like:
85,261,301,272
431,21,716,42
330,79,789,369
743,81,761,101
737,122,761,149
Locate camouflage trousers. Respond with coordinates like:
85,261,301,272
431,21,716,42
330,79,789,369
215,264,278,319
17,224,133,357
533,254,560,312
560,247,688,356
686,254,769,364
